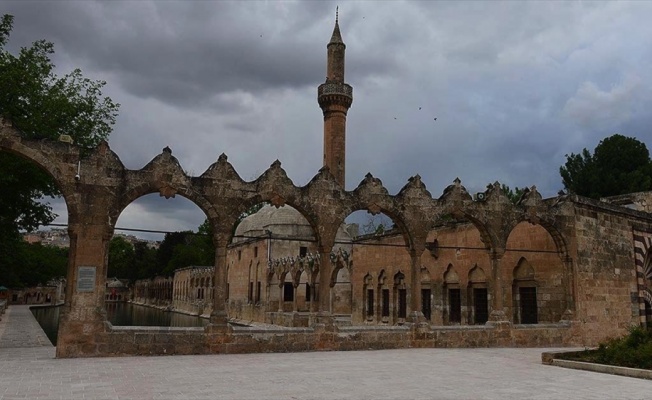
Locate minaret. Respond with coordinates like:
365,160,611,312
318,8,353,188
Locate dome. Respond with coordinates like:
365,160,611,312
233,204,354,244
234,205,314,242
107,278,125,288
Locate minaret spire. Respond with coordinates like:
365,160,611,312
318,10,353,188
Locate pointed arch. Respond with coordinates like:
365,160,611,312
513,257,535,280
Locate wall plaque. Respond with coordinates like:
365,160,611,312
77,266,96,292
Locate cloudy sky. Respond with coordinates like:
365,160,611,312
4,1,652,239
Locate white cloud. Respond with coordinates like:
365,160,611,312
563,75,644,130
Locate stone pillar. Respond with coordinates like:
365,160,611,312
309,278,317,313
318,251,332,314
209,233,229,328
488,250,508,323
278,284,284,312
316,239,335,326
561,255,576,321
408,244,426,324
56,222,112,358
293,284,298,312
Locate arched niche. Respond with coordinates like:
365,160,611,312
443,264,462,325
467,265,488,325
512,257,538,324
393,271,407,323
425,214,493,322
506,222,567,323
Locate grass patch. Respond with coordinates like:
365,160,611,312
559,326,652,370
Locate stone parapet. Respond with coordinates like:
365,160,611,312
57,321,579,357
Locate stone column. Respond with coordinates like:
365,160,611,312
209,232,229,328
488,250,508,323
293,284,299,312
561,255,576,321
278,283,284,312
318,251,333,314
309,277,317,313
408,244,426,324
316,238,335,325
56,222,112,358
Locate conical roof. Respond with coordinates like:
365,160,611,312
329,20,343,44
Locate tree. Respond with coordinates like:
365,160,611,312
107,236,135,279
0,14,118,287
131,241,158,281
0,14,119,237
158,221,215,276
501,184,525,204
360,213,394,236
560,134,652,199
0,241,67,288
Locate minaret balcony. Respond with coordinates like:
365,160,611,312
318,82,353,108
318,82,353,99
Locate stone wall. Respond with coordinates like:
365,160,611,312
58,321,580,357
570,198,649,344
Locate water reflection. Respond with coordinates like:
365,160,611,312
31,303,209,345
105,303,209,327
30,305,60,345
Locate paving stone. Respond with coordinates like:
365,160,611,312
2,304,652,399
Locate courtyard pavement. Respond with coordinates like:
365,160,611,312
1,305,652,400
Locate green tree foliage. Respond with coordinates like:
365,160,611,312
0,14,118,232
107,236,159,282
107,236,135,279
131,241,158,281
158,227,214,276
0,14,118,288
501,184,525,204
0,241,67,288
560,134,652,199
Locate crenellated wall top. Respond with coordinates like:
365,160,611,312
1,118,577,256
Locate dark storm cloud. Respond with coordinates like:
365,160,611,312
3,0,397,110
7,1,652,238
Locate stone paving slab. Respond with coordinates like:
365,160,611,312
0,305,53,348
2,346,652,400
1,305,652,399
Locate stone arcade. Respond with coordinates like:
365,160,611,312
2,17,652,357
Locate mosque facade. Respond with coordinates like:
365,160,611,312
3,15,652,357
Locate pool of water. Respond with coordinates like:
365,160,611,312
31,303,209,346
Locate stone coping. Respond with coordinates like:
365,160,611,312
339,325,410,332
542,349,652,380
428,324,493,331
106,321,571,335
513,322,570,329
231,326,314,334
108,324,205,333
